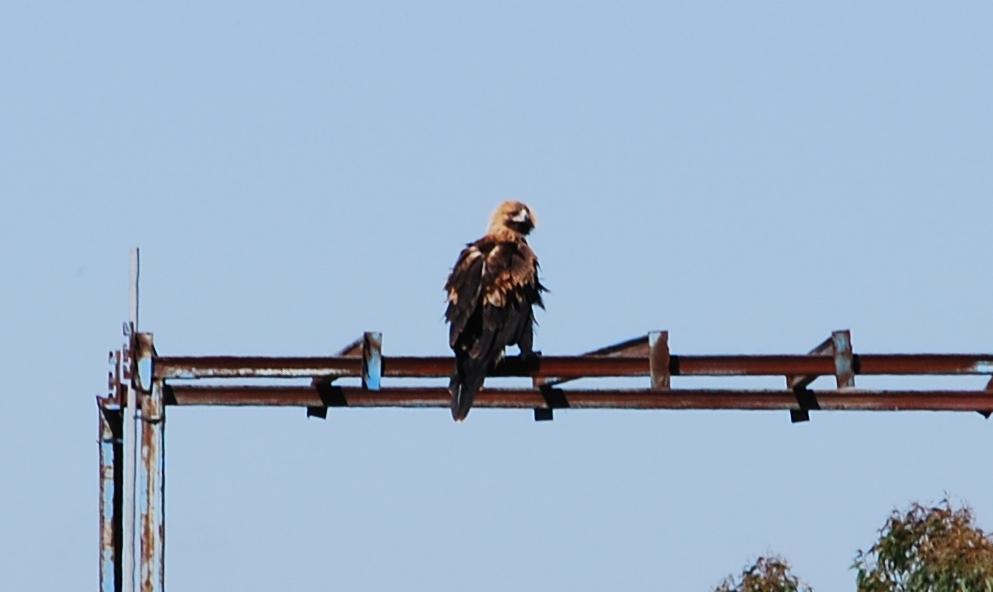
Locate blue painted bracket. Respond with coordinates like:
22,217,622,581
362,331,382,391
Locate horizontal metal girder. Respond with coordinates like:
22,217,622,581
164,385,993,412
155,353,993,380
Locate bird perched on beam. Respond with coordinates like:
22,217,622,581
444,200,546,421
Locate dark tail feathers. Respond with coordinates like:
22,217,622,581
450,355,488,421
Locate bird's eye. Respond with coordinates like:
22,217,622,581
511,209,529,223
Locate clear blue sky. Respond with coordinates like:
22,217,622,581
2,2,992,590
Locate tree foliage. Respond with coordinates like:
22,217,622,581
853,500,993,592
715,556,813,592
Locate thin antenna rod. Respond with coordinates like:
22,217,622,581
131,247,139,331
123,247,139,592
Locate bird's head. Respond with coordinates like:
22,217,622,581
488,200,536,238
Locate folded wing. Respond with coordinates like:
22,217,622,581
445,238,543,420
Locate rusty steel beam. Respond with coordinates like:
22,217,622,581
164,384,993,413
856,355,993,375
156,353,993,381
138,380,165,592
98,400,123,592
137,334,164,592
157,356,364,379
155,355,648,379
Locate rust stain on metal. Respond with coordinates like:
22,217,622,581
140,412,156,592
139,416,165,592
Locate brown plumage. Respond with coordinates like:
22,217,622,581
444,201,545,421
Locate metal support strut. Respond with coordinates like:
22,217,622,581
135,333,164,592
787,330,854,423
98,401,123,592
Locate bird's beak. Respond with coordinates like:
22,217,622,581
511,209,529,223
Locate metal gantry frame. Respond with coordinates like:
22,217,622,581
96,253,993,592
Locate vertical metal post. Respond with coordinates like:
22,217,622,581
649,331,670,391
136,333,164,592
99,401,123,592
832,329,855,388
123,247,139,592
362,331,382,391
